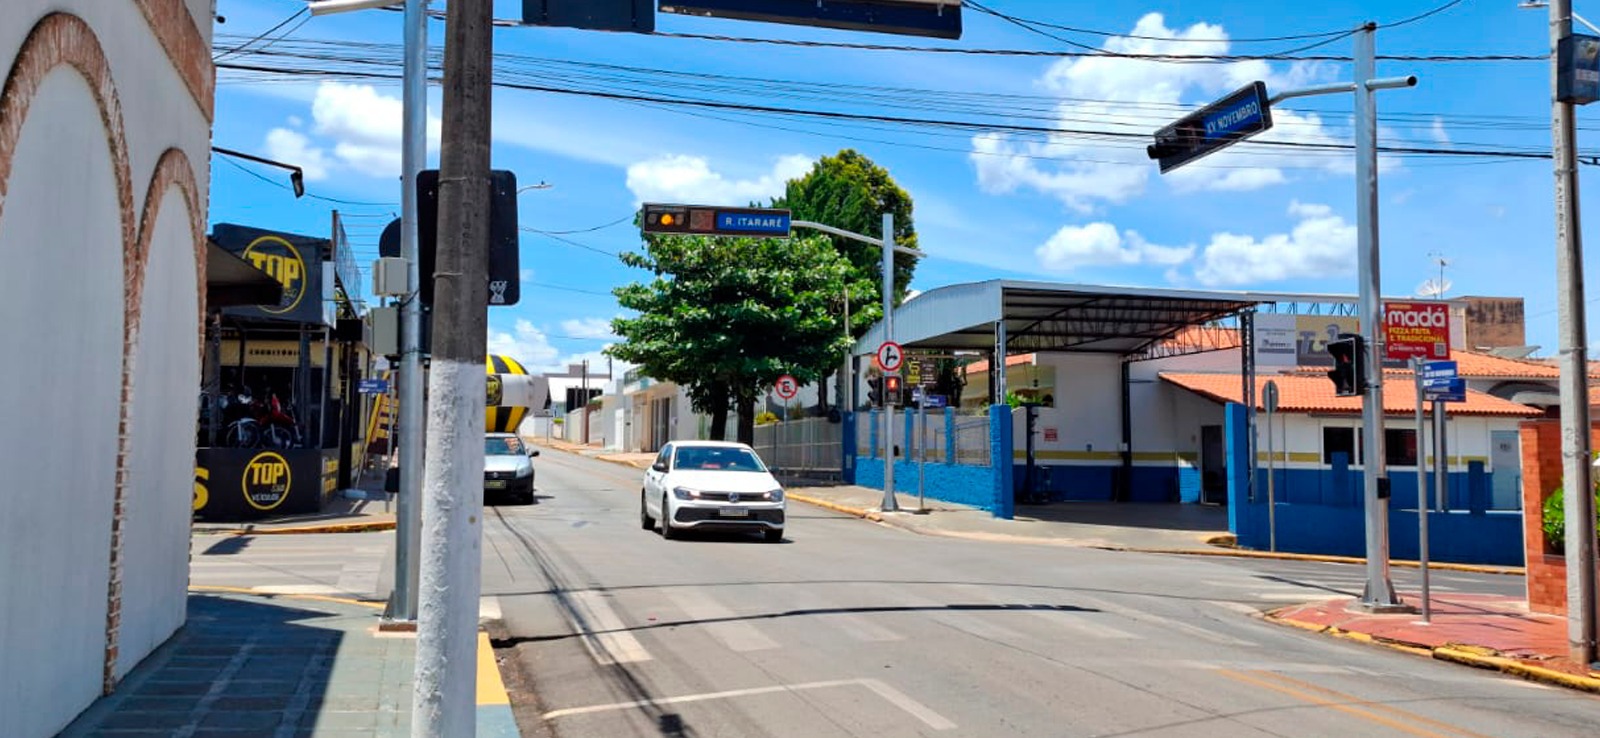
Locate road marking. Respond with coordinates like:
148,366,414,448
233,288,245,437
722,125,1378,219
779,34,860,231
946,584,1139,640
1206,600,1264,616
251,584,344,595
1219,669,1460,738
1077,595,1256,647
831,613,905,642
568,590,652,664
1245,669,1497,738
542,678,955,730
665,589,780,652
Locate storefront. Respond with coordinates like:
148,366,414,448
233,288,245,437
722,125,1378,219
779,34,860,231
195,221,372,521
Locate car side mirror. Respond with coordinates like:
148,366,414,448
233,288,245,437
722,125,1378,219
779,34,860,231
528,449,540,457
651,462,667,472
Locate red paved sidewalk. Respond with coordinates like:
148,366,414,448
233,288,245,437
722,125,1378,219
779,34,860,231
1269,593,1600,689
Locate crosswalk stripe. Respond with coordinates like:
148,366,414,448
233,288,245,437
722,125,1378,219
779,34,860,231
945,584,1140,641
1076,595,1257,647
665,589,781,652
568,590,652,664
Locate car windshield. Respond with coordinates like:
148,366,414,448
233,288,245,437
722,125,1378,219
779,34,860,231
485,437,523,456
673,446,766,472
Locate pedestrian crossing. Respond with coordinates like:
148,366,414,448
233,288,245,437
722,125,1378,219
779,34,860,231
188,533,391,600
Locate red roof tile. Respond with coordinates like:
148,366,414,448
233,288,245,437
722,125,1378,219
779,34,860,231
1290,351,1566,380
1161,372,1542,417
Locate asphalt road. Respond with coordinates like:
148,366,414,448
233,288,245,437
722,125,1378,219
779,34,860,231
481,448,1600,738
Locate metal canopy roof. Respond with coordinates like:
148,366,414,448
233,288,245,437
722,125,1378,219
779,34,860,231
853,280,1362,357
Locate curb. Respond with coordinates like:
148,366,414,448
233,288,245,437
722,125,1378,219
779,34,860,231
787,493,885,523
476,632,519,737
192,519,397,536
1264,611,1600,694
187,585,387,610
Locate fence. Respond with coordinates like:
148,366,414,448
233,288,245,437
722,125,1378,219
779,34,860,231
952,408,991,466
753,416,843,481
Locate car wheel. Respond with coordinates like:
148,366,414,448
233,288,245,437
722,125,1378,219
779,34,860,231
763,528,784,543
640,491,654,530
660,494,678,540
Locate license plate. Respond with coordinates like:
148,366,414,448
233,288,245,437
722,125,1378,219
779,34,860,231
719,506,749,517
485,480,506,489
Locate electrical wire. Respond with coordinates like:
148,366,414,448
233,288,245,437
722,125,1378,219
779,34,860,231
524,214,635,235
520,228,623,257
527,281,615,296
954,2,1356,44
1378,0,1466,29
212,7,308,61
214,155,399,207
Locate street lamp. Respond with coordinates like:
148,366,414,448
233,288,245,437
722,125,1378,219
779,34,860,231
1521,0,1600,32
517,181,553,194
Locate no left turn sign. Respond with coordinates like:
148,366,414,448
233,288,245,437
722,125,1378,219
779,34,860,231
876,341,904,372
775,374,798,400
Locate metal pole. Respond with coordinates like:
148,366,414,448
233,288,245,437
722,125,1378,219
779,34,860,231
412,0,490,732
1415,358,1431,623
1267,400,1276,552
1355,21,1402,610
841,287,852,411
1433,400,1447,511
918,394,927,512
881,213,899,512
389,0,428,625
1552,0,1598,666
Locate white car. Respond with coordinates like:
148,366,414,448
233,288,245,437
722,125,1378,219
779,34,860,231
640,441,785,542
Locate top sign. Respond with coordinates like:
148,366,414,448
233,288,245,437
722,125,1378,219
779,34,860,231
1148,81,1274,174
641,203,792,238
876,341,905,372
775,374,798,400
1383,301,1451,361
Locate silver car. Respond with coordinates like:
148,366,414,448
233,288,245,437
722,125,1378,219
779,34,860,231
484,433,537,505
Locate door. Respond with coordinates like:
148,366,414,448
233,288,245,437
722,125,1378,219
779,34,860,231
1490,430,1521,510
1200,425,1227,504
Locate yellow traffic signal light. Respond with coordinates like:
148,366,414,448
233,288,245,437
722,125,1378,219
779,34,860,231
658,212,676,226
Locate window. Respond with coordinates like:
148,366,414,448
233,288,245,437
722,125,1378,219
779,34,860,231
654,445,671,470
1385,428,1418,467
1323,427,1361,465
672,446,767,472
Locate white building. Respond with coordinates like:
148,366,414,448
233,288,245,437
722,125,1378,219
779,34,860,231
1,2,215,735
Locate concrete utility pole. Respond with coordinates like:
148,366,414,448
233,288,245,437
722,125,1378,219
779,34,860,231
412,0,491,733
881,212,899,513
393,0,428,625
1550,0,1598,666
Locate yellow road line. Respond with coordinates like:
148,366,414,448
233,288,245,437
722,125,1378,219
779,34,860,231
1263,671,1495,738
187,584,386,609
477,632,511,706
1218,668,1449,738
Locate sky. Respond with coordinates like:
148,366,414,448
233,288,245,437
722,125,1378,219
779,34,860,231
207,0,1596,375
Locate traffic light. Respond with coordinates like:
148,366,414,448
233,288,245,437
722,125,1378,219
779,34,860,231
866,377,883,406
884,375,903,406
1326,334,1367,397
641,204,691,234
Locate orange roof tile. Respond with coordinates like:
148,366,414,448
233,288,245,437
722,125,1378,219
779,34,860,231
1161,372,1542,417
962,353,1037,375
1290,350,1565,380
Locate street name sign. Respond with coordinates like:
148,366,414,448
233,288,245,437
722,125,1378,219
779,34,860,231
1148,81,1274,174
1383,301,1451,361
358,379,389,395
641,203,793,238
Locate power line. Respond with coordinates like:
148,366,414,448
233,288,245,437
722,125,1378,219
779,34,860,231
212,7,308,61
524,214,635,235
527,281,615,296
214,155,399,206
520,227,622,257
1379,0,1466,29
954,2,1356,44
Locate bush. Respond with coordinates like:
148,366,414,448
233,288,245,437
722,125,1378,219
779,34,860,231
755,411,780,426
1543,484,1600,551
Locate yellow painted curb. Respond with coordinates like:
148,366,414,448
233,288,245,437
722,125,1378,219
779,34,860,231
194,520,398,536
187,585,386,610
1119,545,1523,576
1433,647,1600,694
788,493,883,522
476,632,512,706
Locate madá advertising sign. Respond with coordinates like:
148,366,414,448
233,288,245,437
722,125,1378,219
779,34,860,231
1383,302,1451,361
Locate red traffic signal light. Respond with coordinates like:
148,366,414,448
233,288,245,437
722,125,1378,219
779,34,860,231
884,375,902,397
1325,334,1366,397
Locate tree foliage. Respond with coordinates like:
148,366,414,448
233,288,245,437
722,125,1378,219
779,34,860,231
606,232,852,444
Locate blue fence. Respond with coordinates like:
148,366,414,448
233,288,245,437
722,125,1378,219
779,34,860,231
1222,402,1524,566
846,405,1014,519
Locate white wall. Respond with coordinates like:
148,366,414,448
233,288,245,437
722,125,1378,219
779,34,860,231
1,2,213,732
1011,354,1124,460
0,68,125,738
118,189,200,678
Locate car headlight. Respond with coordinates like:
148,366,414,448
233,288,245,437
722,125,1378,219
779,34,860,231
515,466,533,478
672,486,701,500
763,489,784,502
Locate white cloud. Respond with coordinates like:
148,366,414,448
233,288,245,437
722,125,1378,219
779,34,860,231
1036,222,1194,272
264,128,332,182
559,317,616,340
969,12,1339,209
625,154,811,206
1190,200,1356,286
487,319,560,370
1430,116,1451,146
520,268,535,283
261,82,442,182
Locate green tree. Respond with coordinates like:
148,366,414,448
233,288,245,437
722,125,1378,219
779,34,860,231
607,232,853,444
773,150,919,411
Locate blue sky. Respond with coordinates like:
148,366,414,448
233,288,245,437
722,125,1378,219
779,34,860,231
208,0,1592,371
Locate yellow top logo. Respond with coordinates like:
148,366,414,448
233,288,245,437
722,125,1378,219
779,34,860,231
242,235,307,315
243,451,293,511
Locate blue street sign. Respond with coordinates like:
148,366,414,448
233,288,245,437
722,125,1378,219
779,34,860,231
358,379,389,395
1149,81,1274,174
923,394,949,409
716,210,791,235
1424,377,1465,403
1420,360,1458,388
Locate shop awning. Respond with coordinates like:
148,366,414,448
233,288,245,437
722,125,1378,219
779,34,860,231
206,239,282,309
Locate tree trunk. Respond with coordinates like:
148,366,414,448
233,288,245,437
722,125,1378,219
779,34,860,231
735,392,756,446
706,386,730,440
817,374,829,415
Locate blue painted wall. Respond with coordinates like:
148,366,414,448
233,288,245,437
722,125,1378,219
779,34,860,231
1231,500,1524,566
1011,464,1181,503
846,404,1013,516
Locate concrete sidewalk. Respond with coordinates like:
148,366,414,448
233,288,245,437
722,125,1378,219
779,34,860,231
1267,594,1600,693
193,480,398,536
60,590,516,737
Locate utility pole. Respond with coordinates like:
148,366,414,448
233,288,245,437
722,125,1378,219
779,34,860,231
1550,0,1598,666
581,358,590,445
1353,22,1404,611
391,0,428,626
412,0,491,733
880,212,900,513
